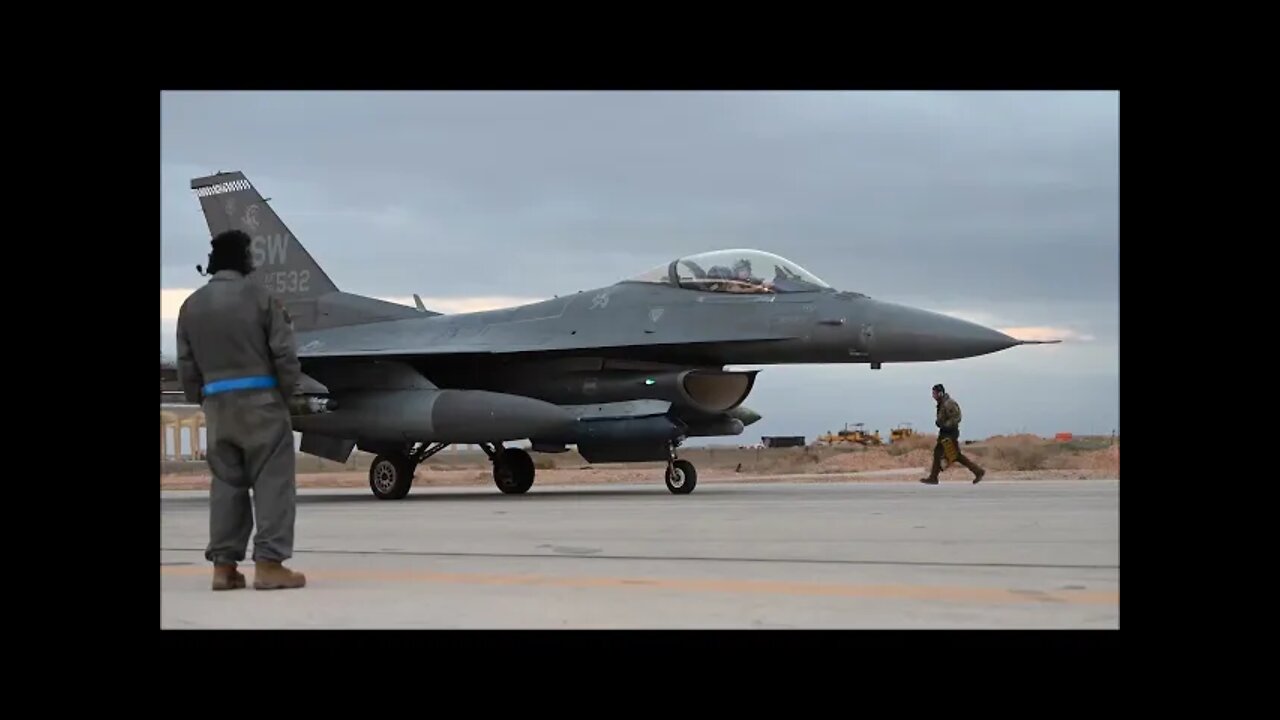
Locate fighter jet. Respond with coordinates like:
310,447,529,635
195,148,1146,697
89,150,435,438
179,171,1056,499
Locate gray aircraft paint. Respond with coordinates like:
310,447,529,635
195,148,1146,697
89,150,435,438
181,170,1056,493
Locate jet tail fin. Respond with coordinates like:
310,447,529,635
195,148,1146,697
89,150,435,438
191,171,337,300
189,171,422,332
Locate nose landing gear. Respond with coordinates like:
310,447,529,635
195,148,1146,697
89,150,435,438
481,442,536,494
664,442,697,494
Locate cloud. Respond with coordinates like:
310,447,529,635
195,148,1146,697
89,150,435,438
933,308,1094,344
933,309,1003,328
160,91,1117,439
161,91,1118,308
161,289,195,321
1000,326,1093,343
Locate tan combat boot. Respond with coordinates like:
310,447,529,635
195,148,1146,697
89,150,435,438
957,456,986,484
212,563,246,591
254,560,306,590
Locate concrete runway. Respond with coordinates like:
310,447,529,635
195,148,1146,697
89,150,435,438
160,479,1119,629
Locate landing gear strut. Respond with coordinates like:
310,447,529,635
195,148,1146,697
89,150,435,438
368,442,450,500
664,441,697,494
481,442,536,494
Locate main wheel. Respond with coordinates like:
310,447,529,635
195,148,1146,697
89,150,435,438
665,459,697,494
493,447,535,494
369,453,416,500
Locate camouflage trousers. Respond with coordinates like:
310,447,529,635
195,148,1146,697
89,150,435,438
929,433,983,479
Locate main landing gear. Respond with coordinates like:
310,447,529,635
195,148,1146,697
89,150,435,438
368,442,450,500
664,442,697,495
370,441,693,498
369,442,538,498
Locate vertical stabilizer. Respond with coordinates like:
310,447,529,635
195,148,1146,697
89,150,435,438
190,171,337,301
188,171,424,331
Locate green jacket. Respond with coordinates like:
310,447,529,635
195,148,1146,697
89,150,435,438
936,394,962,434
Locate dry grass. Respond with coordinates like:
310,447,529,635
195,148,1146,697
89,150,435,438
885,433,936,456
992,444,1050,470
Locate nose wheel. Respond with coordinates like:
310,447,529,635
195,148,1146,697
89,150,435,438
481,443,536,494
665,458,697,494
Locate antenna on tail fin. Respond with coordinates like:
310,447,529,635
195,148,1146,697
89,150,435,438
188,170,429,332
189,170,338,301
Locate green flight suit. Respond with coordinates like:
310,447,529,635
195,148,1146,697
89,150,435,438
176,269,301,564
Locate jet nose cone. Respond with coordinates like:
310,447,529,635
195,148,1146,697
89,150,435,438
946,321,1020,358
871,302,1020,362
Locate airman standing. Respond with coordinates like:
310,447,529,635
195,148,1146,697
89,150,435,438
176,229,306,590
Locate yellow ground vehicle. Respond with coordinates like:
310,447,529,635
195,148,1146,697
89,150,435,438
890,423,915,443
817,423,883,446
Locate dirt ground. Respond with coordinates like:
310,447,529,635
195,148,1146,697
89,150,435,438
160,434,1119,491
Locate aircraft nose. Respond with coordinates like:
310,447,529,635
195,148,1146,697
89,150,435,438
869,302,1020,362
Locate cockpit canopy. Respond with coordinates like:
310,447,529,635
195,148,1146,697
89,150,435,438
629,249,833,294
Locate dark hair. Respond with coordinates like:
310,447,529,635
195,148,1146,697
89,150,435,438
205,230,254,275
932,383,945,393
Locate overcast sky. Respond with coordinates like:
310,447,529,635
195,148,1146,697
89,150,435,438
161,90,1118,443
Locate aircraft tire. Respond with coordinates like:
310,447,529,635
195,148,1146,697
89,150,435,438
665,459,697,494
370,453,415,500
494,448,535,494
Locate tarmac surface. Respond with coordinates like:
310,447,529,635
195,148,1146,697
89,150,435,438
160,478,1119,629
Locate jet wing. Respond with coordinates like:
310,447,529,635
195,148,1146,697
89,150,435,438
296,335,788,358
295,333,795,359
293,320,797,359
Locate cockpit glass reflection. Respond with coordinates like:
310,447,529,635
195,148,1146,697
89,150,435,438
629,249,832,294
